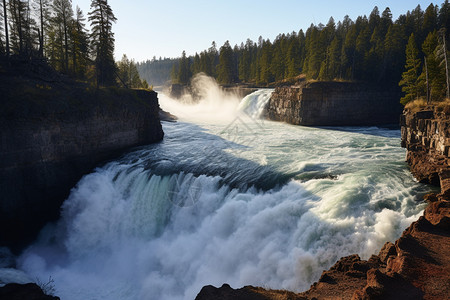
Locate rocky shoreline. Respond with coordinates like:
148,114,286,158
195,104,450,300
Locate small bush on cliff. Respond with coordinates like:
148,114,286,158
405,98,427,112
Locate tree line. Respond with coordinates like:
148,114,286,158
136,56,175,87
0,0,147,88
165,1,450,104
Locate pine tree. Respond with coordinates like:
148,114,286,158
384,23,406,84
88,0,117,86
71,6,89,78
177,50,191,85
238,39,253,82
258,39,272,84
420,31,446,101
0,0,4,54
399,33,422,105
327,35,342,79
52,0,73,72
436,28,450,99
439,0,450,31
33,0,50,57
9,0,27,54
217,40,234,84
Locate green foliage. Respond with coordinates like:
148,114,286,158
137,57,176,86
116,54,147,88
132,1,450,105
177,50,191,85
0,0,125,88
89,0,117,87
217,40,235,84
399,34,422,105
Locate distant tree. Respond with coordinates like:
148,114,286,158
419,31,446,101
238,39,252,82
258,39,272,84
9,0,27,54
88,0,117,86
423,3,438,35
207,41,218,77
384,23,406,84
217,40,235,84
0,1,4,55
52,0,74,72
33,0,51,57
439,0,450,32
285,33,301,78
136,57,176,86
399,34,422,105
192,52,200,75
327,35,342,79
271,35,286,81
304,24,321,78
380,7,393,35
71,6,89,77
177,50,191,85
436,28,450,98
117,54,146,88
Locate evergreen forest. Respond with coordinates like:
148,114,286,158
149,1,450,105
0,0,147,88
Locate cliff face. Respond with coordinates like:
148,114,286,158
400,105,450,194
0,70,164,251
267,82,402,126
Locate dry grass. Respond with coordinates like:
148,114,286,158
434,97,450,107
405,98,428,112
405,97,450,113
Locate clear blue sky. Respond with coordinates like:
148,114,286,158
75,0,441,62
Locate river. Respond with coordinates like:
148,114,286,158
15,75,431,299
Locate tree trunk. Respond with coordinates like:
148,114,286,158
39,0,44,57
425,57,430,103
3,0,9,56
443,35,450,99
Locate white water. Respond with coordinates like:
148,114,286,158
13,75,432,299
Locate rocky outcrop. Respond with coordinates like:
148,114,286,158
0,67,164,251
400,105,450,190
195,195,450,300
0,283,59,300
266,82,402,126
196,284,306,300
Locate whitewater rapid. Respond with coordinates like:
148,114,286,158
12,75,432,300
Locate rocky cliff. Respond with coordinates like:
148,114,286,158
266,82,402,126
0,66,164,251
195,104,450,300
400,105,450,193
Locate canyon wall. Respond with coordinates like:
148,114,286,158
400,105,450,195
267,82,402,126
0,72,164,251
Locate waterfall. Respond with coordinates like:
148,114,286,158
237,89,274,119
15,81,432,300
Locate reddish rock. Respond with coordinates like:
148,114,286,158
378,242,396,264
195,284,306,300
